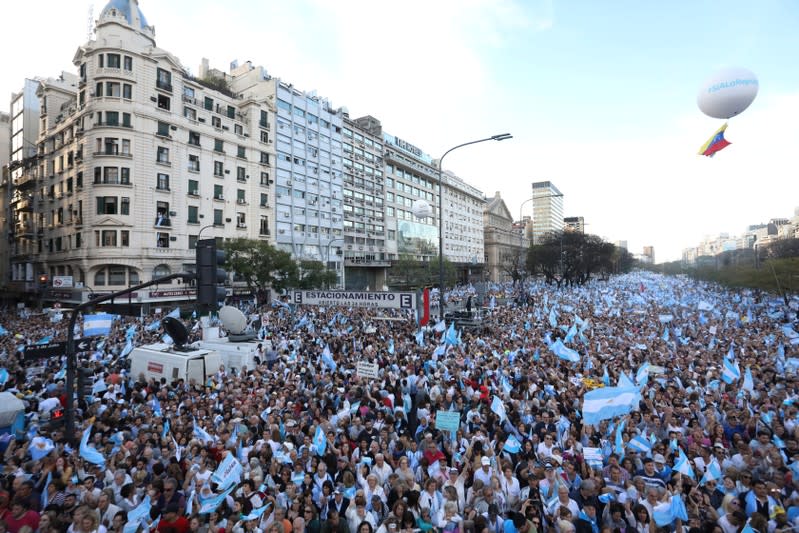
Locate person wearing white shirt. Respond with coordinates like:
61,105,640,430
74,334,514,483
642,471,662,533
473,456,494,487
371,454,394,488
443,467,467,512
419,478,444,519
498,466,521,512
536,434,555,460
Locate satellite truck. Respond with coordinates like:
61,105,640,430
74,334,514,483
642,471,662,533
129,307,267,383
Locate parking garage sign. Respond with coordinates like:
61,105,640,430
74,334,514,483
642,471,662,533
292,290,416,310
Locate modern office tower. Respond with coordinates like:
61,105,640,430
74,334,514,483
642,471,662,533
531,180,564,244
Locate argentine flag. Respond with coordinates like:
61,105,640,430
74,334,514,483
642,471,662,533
700,459,722,485
628,434,652,454
84,313,115,337
193,419,214,444
503,434,522,454
491,395,507,422
742,366,754,392
79,425,106,466
581,386,640,426
29,436,55,461
721,357,741,384
673,448,695,479
313,425,327,456
550,339,580,363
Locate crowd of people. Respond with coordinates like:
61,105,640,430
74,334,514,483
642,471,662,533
1,272,798,533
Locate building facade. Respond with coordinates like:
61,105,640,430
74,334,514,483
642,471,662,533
484,191,525,283
563,216,584,233
531,180,563,244
441,170,486,282
8,0,277,307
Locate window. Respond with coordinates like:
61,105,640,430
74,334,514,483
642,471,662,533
96,196,117,215
260,131,269,143
106,82,121,97
204,97,214,111
188,235,198,249
237,189,246,204
237,146,246,159
122,113,131,128
120,168,130,185
157,94,170,110
260,172,270,185
100,229,117,246
153,264,171,278
236,212,246,228
121,197,130,215
227,105,236,119
260,216,270,235
105,111,119,126
184,86,195,99
156,173,170,191
214,139,224,153
121,139,131,156
108,266,126,285
260,152,269,165
214,185,224,200
188,206,199,224
157,121,170,137
237,167,246,181
189,155,200,172
234,124,243,136
128,267,138,283
156,68,172,91
95,269,105,286
107,53,121,68
213,209,223,225
102,167,119,184
188,179,199,196
188,131,200,146
260,193,269,207
184,107,196,121
276,99,291,112
123,56,133,71
211,116,221,128
156,146,170,164
260,110,268,128
156,232,169,248
155,201,170,227
213,161,224,177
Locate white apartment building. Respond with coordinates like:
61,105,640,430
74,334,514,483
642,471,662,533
441,170,485,266
8,0,276,307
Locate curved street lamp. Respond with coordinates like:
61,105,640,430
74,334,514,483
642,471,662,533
437,133,512,320
326,236,345,289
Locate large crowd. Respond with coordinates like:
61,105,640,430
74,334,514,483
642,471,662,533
1,273,799,533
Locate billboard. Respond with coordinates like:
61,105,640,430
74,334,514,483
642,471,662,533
292,290,416,309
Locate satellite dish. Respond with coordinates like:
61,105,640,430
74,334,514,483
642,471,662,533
162,317,189,348
219,306,247,335
219,306,256,342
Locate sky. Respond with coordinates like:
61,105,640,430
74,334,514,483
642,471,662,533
2,0,798,262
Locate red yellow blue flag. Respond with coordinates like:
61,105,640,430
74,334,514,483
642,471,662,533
698,123,731,157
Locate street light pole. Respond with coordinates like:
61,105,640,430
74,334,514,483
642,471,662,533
437,133,512,320
326,237,345,289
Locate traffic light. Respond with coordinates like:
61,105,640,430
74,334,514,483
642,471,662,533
196,238,227,313
77,368,94,400
47,407,65,430
38,274,48,288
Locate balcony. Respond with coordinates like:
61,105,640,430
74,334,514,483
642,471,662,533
94,150,133,158
344,258,392,267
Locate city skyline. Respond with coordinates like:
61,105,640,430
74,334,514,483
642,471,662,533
2,0,798,262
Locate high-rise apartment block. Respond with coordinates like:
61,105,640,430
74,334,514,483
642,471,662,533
531,180,564,244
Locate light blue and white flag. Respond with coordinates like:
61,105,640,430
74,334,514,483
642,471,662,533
742,366,754,392
80,425,106,466
241,503,272,522
121,338,134,357
503,434,522,454
491,395,507,422
636,362,650,386
549,308,558,329
614,420,626,460
445,323,459,346
321,345,337,371
84,313,115,337
582,386,640,426
700,459,722,485
0,325,7,336
0,368,9,387
313,425,327,456
125,324,137,340
550,339,580,363
166,307,180,319
145,320,161,332
162,419,170,440
126,495,152,527
722,357,741,384
198,485,236,514
211,452,243,491
673,448,695,479
92,379,107,395
628,434,652,454
41,471,52,509
415,330,425,347
29,436,55,461
653,494,688,527
193,419,214,444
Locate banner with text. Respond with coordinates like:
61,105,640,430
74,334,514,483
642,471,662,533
292,290,416,310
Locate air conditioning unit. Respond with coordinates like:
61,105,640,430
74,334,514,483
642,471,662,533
222,126,229,131
225,217,232,223
237,199,246,204
169,211,177,216
218,194,224,200
150,96,157,102
225,169,230,174
170,125,178,131
198,117,206,123
243,133,249,137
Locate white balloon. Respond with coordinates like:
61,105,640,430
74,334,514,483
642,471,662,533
412,199,433,219
697,67,759,119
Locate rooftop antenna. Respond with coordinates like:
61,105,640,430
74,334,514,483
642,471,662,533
87,3,94,42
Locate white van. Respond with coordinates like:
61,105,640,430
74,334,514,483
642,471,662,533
129,343,223,384
196,338,267,373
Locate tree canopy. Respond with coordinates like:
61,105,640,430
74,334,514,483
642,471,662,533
527,232,634,286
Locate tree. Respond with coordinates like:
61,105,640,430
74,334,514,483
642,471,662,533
293,260,338,289
763,238,799,260
500,250,527,285
527,232,629,287
224,238,297,302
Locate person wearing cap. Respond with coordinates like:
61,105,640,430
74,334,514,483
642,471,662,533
651,454,671,482
474,457,493,487
443,467,467,512
329,488,350,516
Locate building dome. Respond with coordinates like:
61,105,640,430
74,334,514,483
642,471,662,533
99,0,152,33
